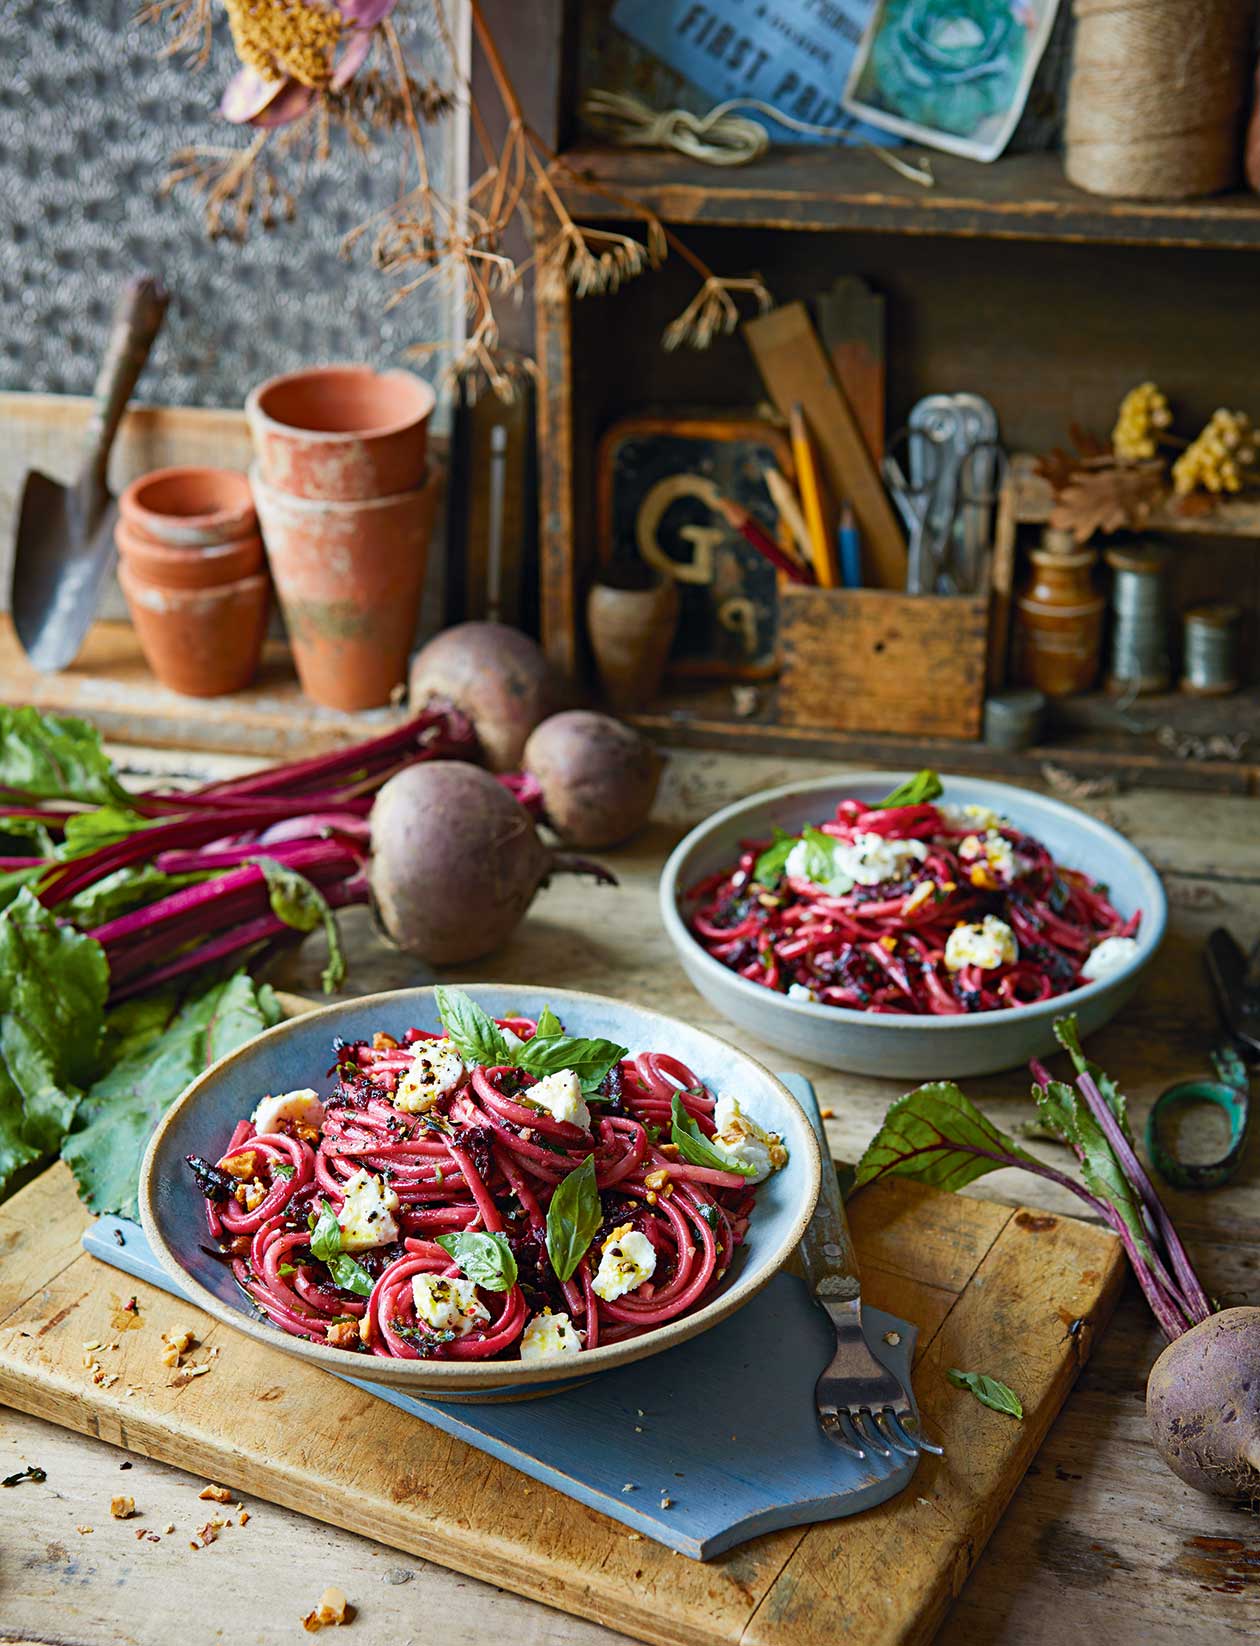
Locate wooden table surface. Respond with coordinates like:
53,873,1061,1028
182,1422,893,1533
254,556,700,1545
4,744,1260,1646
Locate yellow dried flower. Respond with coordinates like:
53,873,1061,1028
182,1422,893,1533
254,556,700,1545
1173,408,1257,496
1112,381,1172,461
224,0,344,90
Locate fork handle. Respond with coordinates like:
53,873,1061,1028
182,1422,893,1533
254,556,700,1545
794,1080,863,1302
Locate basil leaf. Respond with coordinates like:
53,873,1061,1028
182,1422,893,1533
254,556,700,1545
515,1034,627,1094
251,856,345,994
273,1162,296,1181
872,769,943,809
535,1005,563,1038
753,828,795,889
434,986,511,1067
545,1155,603,1282
947,1369,1023,1419
670,1092,757,1178
278,1262,298,1276
309,1198,344,1263
326,1252,375,1298
437,1230,518,1292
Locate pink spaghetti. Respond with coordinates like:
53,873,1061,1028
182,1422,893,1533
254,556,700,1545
685,789,1141,1016
187,999,788,1361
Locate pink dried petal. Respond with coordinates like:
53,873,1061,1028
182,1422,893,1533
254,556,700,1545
220,64,288,124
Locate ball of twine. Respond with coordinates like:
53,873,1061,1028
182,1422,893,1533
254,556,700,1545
1065,0,1254,199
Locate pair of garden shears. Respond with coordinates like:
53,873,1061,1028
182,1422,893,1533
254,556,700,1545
1146,929,1257,1191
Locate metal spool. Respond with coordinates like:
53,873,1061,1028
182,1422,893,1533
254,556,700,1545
1181,603,1241,696
1105,544,1169,693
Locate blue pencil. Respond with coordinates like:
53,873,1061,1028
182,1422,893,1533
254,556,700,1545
838,504,862,588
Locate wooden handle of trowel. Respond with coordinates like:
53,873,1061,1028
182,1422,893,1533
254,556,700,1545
82,273,170,487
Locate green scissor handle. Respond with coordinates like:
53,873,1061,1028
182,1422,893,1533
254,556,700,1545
1146,1043,1250,1192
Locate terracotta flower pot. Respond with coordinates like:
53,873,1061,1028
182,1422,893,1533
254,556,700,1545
252,463,442,712
246,364,436,501
118,466,256,547
119,564,270,697
115,519,264,590
587,571,680,713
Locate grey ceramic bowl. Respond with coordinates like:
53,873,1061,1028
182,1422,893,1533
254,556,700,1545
140,985,821,1396
661,774,1167,1080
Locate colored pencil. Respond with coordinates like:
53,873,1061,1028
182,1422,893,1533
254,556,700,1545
764,467,813,568
788,403,840,587
838,502,863,589
711,495,814,585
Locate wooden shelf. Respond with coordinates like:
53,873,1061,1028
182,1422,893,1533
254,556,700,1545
629,681,1260,795
1011,454,1260,538
554,144,1260,250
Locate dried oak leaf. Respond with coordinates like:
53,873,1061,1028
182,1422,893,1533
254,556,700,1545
1048,462,1164,542
1172,490,1218,519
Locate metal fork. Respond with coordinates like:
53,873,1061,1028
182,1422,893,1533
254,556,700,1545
799,1111,944,1462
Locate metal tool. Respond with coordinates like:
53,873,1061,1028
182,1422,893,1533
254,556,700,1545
883,423,1007,597
12,273,169,672
799,1101,941,1461
1146,928,1257,1191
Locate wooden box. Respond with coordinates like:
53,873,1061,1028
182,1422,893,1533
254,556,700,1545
778,582,990,739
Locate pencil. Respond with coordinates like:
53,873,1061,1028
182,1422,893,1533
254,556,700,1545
711,495,814,585
789,404,839,588
838,502,863,589
764,467,813,569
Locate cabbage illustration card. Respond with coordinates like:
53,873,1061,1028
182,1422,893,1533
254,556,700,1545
843,0,1062,161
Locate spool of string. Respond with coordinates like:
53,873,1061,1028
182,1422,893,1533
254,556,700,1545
1106,545,1169,693
1065,0,1254,199
1182,604,1241,695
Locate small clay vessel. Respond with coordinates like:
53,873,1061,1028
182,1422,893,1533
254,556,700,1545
587,569,680,713
115,519,263,590
252,462,442,712
1013,541,1105,697
246,364,435,501
119,564,270,697
118,466,256,547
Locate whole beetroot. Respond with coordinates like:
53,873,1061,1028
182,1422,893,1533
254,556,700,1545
522,711,663,848
1146,1307,1260,1500
409,622,562,772
368,761,613,965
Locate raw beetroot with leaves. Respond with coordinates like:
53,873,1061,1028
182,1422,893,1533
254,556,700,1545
854,1018,1259,1502
0,701,612,1219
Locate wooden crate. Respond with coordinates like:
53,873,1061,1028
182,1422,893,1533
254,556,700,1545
777,582,990,739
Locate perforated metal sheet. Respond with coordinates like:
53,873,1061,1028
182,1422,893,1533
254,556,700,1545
0,0,461,409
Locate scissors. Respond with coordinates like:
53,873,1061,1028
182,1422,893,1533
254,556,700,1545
1145,928,1256,1191
883,430,1008,596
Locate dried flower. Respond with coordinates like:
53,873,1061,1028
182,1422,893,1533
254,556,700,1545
663,275,773,351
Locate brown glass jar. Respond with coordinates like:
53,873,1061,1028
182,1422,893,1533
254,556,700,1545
1013,542,1105,696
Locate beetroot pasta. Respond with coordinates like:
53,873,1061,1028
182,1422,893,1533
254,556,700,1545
683,773,1142,1017
186,988,789,1360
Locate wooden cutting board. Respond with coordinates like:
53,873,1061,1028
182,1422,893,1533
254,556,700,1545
0,1157,1123,1646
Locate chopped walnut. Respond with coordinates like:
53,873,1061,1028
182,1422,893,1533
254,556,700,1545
372,1031,399,1051
325,1320,360,1349
238,1509,251,1526
169,1362,212,1388
160,1327,197,1368
768,1143,789,1169
219,1150,259,1181
235,1177,268,1212
643,1168,672,1193
302,1585,354,1631
76,1524,93,1535
110,1495,136,1519
189,1517,227,1549
198,1483,233,1503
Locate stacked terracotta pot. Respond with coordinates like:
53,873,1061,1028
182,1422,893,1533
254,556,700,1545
116,467,270,697
247,364,439,712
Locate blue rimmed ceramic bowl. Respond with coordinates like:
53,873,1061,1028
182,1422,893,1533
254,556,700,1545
661,774,1167,1080
139,985,821,1397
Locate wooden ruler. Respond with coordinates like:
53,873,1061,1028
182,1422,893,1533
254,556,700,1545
744,303,907,592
